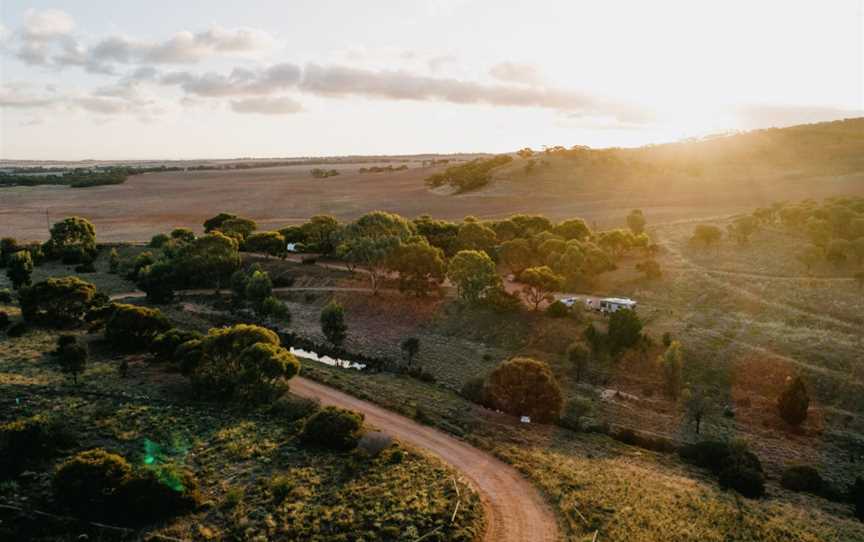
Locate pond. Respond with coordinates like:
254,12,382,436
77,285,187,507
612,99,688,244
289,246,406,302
289,347,366,371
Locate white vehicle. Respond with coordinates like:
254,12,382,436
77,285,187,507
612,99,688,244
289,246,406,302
558,296,579,307
586,297,637,314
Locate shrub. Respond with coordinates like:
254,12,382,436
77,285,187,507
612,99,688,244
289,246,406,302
269,395,320,422
321,300,347,347
61,245,96,265
483,357,563,423
546,300,570,318
258,295,290,320
0,415,69,477
680,440,765,498
566,342,590,382
149,233,170,248
44,217,97,261
189,324,299,401
19,276,97,326
357,431,393,457
0,288,13,303
54,334,78,354
245,270,273,308
115,465,200,524
460,376,486,404
105,304,171,350
175,339,203,375
301,406,365,451
150,328,202,361
480,287,523,313
53,449,133,519
781,465,823,493
6,321,27,337
6,250,33,289
778,376,809,426
137,260,177,303
679,441,732,473
108,248,120,273
608,308,643,355
60,341,88,384
559,397,593,431
659,341,684,399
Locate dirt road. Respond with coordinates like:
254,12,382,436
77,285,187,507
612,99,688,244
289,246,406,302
290,377,559,542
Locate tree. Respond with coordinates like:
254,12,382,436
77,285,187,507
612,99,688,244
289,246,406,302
0,237,19,267
389,240,445,296
219,217,257,241
727,216,759,245
567,342,590,382
189,324,299,401
150,329,202,361
44,217,97,260
400,337,420,368
244,231,285,258
245,270,273,309
597,229,634,257
413,216,460,255
553,218,591,241
777,376,809,427
170,228,196,243
320,300,347,347
137,261,176,304
300,215,342,254
60,340,88,384
19,277,97,326
301,406,364,451
635,259,662,280
203,212,238,233
455,221,497,256
499,238,534,276
796,245,822,274
258,296,290,320
608,308,643,355
483,357,563,423
690,224,722,248
338,236,400,294
6,250,33,289
174,232,241,288
108,249,120,273
105,304,171,351
519,266,563,310
659,341,684,399
447,250,500,303
682,387,712,434
626,209,647,235
149,233,170,248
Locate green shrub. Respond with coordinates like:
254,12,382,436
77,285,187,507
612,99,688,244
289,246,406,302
559,397,593,431
608,308,643,355
175,339,203,375
105,304,171,350
301,406,364,451
53,449,132,519
777,376,809,427
19,276,97,326
0,415,69,477
61,245,96,265
460,376,486,405
258,295,290,320
6,250,33,289
545,300,569,318
680,440,765,498
150,328,202,361
269,395,321,422
115,465,201,524
781,465,823,493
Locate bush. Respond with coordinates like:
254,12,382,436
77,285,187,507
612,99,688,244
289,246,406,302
258,295,290,320
680,440,765,498
115,465,200,524
53,449,133,519
559,397,593,431
54,334,78,354
149,233,170,248
6,250,33,289
460,376,486,404
19,276,97,326
679,441,732,473
150,328,202,361
0,415,69,477
0,288,13,303
269,395,320,422
175,339,203,375
105,304,171,350
546,300,570,318
60,341,88,384
781,465,823,493
321,300,347,347
483,357,563,423
301,406,364,451
778,376,809,426
6,321,28,337
357,431,393,457
61,245,96,265
608,308,642,355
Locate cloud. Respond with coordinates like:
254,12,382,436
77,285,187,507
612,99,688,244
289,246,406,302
230,96,303,114
21,9,75,40
736,104,863,129
161,63,301,96
489,62,543,85
0,84,57,108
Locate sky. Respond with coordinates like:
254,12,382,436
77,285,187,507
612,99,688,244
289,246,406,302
0,0,862,160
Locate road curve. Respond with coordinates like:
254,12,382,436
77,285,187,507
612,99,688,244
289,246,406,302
290,377,559,542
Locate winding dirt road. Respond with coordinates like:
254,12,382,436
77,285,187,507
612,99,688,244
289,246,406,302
290,377,559,542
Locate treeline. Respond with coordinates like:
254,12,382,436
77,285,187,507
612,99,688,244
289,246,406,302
310,168,340,178
0,165,185,189
359,165,409,174
425,155,513,192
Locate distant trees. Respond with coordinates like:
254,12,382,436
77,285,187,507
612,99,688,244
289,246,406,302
7,250,33,289
320,300,348,348
777,376,809,427
690,225,722,248
447,250,500,303
424,155,513,192
483,357,563,423
519,266,563,310
310,168,339,178
727,216,759,245
626,209,646,235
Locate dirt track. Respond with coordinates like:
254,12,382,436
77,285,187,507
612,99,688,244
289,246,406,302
290,377,559,542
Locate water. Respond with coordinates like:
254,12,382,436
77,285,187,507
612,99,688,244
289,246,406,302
289,347,366,371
